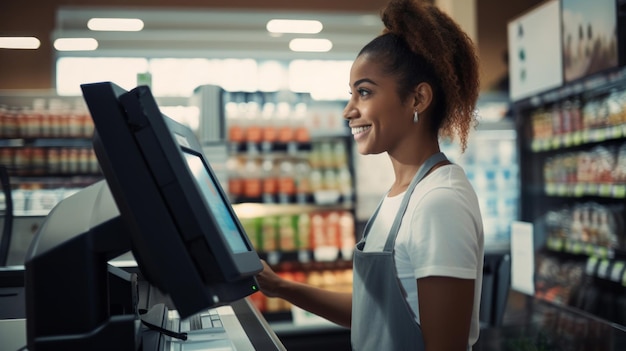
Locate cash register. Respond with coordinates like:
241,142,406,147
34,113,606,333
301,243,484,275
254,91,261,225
21,81,284,350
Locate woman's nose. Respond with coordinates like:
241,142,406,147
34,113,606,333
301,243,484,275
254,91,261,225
343,104,357,120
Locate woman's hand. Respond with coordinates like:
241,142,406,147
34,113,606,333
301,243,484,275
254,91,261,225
255,260,284,298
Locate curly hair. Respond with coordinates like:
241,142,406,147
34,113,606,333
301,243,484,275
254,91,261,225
357,0,480,152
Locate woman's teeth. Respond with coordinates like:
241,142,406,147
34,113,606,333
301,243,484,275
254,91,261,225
351,126,371,135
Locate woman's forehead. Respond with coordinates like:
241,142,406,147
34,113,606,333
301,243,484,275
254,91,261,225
350,55,385,79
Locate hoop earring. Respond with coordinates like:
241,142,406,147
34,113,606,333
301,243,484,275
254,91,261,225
413,110,419,124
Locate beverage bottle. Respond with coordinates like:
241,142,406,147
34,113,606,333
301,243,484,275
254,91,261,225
277,159,295,204
339,211,356,260
278,215,297,252
243,158,262,201
261,156,277,203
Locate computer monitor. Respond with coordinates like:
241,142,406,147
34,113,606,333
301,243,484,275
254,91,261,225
82,81,263,312
24,81,263,350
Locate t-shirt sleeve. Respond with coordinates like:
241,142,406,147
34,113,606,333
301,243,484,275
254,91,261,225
407,187,481,280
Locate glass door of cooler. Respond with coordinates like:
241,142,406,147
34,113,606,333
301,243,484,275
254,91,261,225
441,120,519,252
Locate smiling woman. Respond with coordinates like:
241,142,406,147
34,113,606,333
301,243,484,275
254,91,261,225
255,1,484,350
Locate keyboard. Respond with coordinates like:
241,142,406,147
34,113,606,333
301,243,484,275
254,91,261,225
165,307,238,351
168,309,225,334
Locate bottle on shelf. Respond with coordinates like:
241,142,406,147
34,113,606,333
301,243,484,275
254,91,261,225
243,158,262,201
277,159,295,204
261,156,278,204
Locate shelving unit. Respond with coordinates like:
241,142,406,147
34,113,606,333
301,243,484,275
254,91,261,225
0,92,102,216
516,65,626,327
212,90,357,325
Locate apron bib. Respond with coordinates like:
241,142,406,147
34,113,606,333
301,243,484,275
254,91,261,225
351,152,447,351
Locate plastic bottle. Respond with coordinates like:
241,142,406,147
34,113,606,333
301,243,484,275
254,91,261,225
295,161,311,204
243,158,262,201
226,157,243,201
276,101,294,144
277,159,295,204
261,99,277,151
245,93,263,145
225,92,245,143
297,213,311,251
261,156,278,204
339,211,356,260
337,166,353,205
293,101,310,143
278,215,297,252
261,216,278,252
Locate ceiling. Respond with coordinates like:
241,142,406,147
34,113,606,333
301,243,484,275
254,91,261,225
53,7,384,60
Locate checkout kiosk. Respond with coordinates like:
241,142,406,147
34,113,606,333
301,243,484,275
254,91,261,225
1,82,286,350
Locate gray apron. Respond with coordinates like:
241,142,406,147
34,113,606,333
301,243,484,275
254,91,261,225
351,152,448,351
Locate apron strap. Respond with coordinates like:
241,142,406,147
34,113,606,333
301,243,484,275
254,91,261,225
382,152,448,252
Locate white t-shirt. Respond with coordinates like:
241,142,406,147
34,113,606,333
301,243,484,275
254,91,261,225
363,164,484,346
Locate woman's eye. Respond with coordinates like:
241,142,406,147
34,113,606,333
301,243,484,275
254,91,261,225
357,88,370,97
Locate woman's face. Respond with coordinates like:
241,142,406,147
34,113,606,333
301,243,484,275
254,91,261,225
344,54,415,156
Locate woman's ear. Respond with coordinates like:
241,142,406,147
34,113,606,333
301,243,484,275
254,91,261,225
413,82,433,114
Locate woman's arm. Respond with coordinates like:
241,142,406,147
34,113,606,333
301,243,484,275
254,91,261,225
256,260,352,328
418,276,474,351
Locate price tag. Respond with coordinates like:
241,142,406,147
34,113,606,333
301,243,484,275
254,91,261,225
531,140,541,152
611,261,624,282
581,129,590,142
613,185,626,198
266,251,281,265
554,238,564,251
572,131,583,145
564,240,573,252
563,134,573,147
587,183,599,195
545,183,556,195
550,137,560,149
589,129,604,142
297,249,310,263
573,184,585,197
597,259,610,279
598,184,611,197
611,125,622,139
586,256,599,275
596,246,609,259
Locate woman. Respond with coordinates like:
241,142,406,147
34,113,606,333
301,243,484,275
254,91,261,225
256,0,484,349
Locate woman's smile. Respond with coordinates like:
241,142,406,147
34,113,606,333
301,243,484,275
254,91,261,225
351,125,372,140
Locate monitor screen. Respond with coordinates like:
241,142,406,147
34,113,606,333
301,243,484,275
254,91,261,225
79,81,263,318
182,150,248,254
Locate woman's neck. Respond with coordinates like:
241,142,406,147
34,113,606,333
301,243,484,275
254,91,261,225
387,141,442,197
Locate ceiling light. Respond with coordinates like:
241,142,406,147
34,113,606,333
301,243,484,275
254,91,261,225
289,38,333,52
88,18,144,31
0,37,40,49
267,19,323,34
54,38,98,51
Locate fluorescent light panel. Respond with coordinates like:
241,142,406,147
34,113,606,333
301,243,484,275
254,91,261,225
0,37,40,49
54,38,98,51
267,19,323,34
88,18,144,31
289,38,332,52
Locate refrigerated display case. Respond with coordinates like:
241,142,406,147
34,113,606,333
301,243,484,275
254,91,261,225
441,93,519,251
